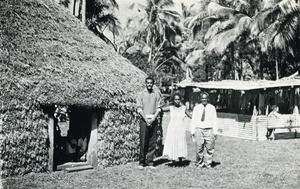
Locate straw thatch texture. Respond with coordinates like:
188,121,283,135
0,0,146,110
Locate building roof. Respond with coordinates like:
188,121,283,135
0,0,146,110
177,79,300,91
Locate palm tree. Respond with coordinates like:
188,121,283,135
86,0,121,51
185,1,253,80
60,0,121,51
118,0,187,86
251,0,300,79
122,0,182,64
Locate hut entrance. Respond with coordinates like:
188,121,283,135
53,106,94,171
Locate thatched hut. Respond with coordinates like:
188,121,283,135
177,79,300,141
0,0,146,177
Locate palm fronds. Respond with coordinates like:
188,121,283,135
270,9,299,53
237,16,253,32
204,21,221,42
185,49,206,66
156,0,174,8
128,2,146,11
206,28,239,54
186,12,209,29
220,19,236,30
233,0,251,12
159,9,181,20
252,0,300,54
107,0,119,9
207,2,236,17
251,7,281,35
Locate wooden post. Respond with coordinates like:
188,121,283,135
252,105,258,116
293,105,299,114
258,92,265,115
295,88,300,112
47,108,55,172
252,105,258,140
87,111,98,168
266,105,269,115
294,88,300,134
275,59,279,80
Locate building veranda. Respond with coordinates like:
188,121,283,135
177,76,300,140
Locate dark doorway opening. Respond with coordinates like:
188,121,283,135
54,106,92,169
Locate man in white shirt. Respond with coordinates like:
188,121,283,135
190,92,217,168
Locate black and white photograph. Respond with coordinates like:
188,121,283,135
1,0,300,188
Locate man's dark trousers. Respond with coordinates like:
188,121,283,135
139,119,158,166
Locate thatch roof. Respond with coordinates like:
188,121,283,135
177,79,300,91
0,0,147,110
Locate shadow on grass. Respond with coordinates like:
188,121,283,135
154,158,170,166
211,161,221,168
165,159,191,167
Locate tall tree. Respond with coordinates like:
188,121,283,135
122,0,182,63
251,0,300,79
185,1,253,80
60,0,121,50
85,0,121,50
120,0,185,85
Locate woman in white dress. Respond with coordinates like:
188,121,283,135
162,93,192,163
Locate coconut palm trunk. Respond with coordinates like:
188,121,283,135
238,56,243,80
259,51,264,79
231,44,236,80
81,0,86,25
275,50,279,80
74,0,80,17
69,0,75,15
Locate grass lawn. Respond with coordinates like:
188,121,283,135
2,133,300,189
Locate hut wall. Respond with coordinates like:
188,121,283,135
97,109,140,168
0,106,49,177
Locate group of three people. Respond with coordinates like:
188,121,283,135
136,77,218,169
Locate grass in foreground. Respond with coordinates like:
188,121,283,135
2,134,300,189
